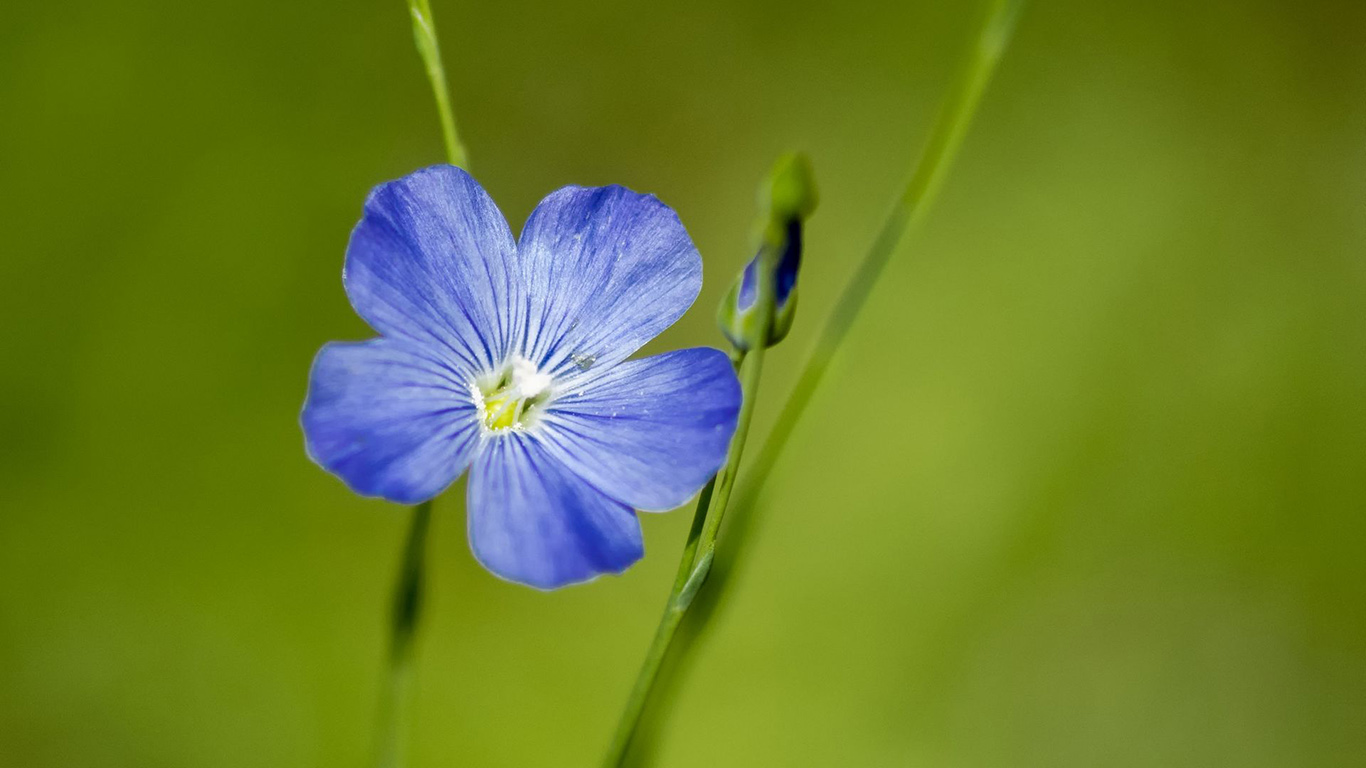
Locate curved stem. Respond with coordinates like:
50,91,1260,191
599,581,689,767
613,5,1026,763
603,287,774,766
407,0,469,168
685,344,766,587
375,500,433,768
369,3,470,763
709,0,1025,604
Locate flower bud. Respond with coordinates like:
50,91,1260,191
719,154,817,351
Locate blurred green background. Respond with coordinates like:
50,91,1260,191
2,0,1364,765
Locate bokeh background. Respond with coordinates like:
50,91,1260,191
3,0,1364,765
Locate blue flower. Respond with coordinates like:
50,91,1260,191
302,166,742,589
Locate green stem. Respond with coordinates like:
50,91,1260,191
375,499,433,768
370,2,469,762
615,7,1026,762
605,466,720,757
604,247,777,765
672,475,718,595
686,344,765,587
407,0,469,168
708,0,1025,601
601,351,765,767
599,574,690,767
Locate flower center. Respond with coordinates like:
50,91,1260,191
472,358,553,433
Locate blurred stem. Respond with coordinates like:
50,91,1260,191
604,245,778,765
375,499,433,768
371,4,468,764
613,4,1025,763
687,344,765,588
705,0,1025,603
407,0,469,168
597,483,709,768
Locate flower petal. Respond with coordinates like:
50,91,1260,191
467,433,644,589
302,338,479,504
515,185,701,380
538,347,741,511
344,165,519,374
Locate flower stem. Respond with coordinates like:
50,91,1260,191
370,4,469,764
374,499,433,768
685,344,765,593
604,464,721,759
601,346,766,767
605,216,783,765
692,0,1027,630
406,0,469,169
604,5,1025,764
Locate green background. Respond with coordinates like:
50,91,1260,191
2,0,1363,765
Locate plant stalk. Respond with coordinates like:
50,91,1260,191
407,0,469,169
708,0,1026,614
375,499,433,768
373,2,469,765
603,238,779,765
620,2,1027,762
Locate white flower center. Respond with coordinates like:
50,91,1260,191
472,357,553,433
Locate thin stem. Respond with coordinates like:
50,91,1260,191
688,344,766,580
648,355,747,619
407,0,469,168
603,301,773,766
600,582,688,767
375,499,433,768
370,3,469,763
602,467,718,762
708,0,1025,602
672,475,718,595
616,7,1026,762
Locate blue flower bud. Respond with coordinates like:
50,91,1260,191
719,154,817,351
